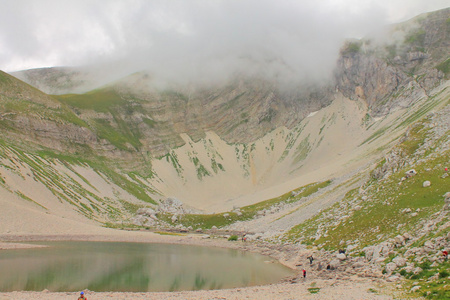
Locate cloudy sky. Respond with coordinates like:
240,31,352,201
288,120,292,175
0,0,448,84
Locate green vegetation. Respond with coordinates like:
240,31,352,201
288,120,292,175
142,117,156,128
405,259,450,299
158,180,331,230
228,235,238,241
0,71,13,84
56,89,125,112
308,287,320,294
293,135,311,163
15,191,47,210
404,29,426,47
436,58,450,76
284,116,449,250
154,231,186,236
341,41,362,55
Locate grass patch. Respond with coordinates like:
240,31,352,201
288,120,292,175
56,89,125,112
308,287,320,294
154,231,186,236
228,235,238,241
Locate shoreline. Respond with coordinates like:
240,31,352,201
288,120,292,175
0,232,399,300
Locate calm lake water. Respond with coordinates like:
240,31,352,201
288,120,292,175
0,241,292,292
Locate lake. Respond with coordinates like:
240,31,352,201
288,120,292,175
0,241,292,292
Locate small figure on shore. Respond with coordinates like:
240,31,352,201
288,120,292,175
241,234,247,242
307,255,314,265
302,269,306,279
443,250,448,261
78,291,87,300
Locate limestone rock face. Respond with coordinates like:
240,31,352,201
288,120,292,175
335,8,449,117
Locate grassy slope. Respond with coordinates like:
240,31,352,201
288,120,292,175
55,89,143,150
282,109,449,299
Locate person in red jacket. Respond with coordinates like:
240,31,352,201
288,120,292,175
78,291,87,300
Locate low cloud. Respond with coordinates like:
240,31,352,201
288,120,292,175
0,0,448,86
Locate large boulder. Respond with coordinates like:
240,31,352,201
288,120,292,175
393,256,407,267
329,259,341,270
137,208,156,216
385,262,397,274
423,181,431,187
336,253,347,261
405,169,417,178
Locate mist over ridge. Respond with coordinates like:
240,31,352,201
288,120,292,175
1,0,448,89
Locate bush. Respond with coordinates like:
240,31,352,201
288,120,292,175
341,41,361,55
228,235,238,241
438,270,449,278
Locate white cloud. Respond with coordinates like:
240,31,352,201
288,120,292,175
0,0,448,85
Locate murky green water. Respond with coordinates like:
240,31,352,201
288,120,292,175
0,241,292,292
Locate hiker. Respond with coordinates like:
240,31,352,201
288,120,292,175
443,250,448,261
78,291,87,300
241,233,247,242
302,269,306,279
307,255,314,265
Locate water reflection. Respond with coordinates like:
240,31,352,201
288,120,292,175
0,241,291,292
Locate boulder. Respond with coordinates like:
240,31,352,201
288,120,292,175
444,192,450,206
410,286,421,293
394,235,405,246
137,208,156,216
402,208,412,214
385,262,397,274
424,240,434,250
329,259,340,269
386,275,400,282
393,257,407,267
405,169,417,177
423,181,431,188
336,253,346,261
403,232,413,240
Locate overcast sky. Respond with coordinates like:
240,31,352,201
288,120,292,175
0,0,448,85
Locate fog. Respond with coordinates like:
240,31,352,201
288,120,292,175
0,0,448,86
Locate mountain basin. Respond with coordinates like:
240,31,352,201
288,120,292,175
0,241,293,292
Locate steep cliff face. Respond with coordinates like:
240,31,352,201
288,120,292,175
335,8,449,117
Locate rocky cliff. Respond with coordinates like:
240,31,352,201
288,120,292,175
335,8,449,117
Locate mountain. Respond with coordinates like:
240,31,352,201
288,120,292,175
0,9,448,232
